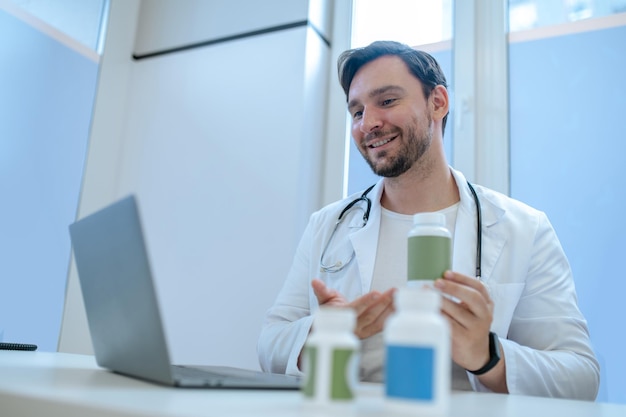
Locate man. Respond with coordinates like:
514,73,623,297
257,41,599,400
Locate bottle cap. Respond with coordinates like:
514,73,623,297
313,307,356,332
395,286,441,312
413,212,446,226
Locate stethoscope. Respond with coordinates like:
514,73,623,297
320,181,483,279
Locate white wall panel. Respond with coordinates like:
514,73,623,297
60,0,332,371
119,28,321,368
58,0,141,355
134,0,311,56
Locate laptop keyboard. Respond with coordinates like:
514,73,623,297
171,365,301,389
172,365,222,380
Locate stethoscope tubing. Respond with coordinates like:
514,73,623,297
320,181,482,278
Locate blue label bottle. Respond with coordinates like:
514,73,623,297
384,286,450,415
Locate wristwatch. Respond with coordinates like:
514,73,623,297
467,332,501,375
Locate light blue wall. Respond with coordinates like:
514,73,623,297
510,24,626,404
0,9,98,350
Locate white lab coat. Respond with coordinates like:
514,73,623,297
258,168,600,400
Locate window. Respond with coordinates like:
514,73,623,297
352,0,452,47
8,0,108,52
509,0,626,31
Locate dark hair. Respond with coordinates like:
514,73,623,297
337,40,449,135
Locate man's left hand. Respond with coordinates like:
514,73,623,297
434,270,494,372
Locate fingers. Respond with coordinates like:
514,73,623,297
311,279,347,306
358,291,396,338
434,271,494,370
348,291,383,315
311,279,331,303
434,271,493,326
311,280,396,339
349,288,396,339
438,270,491,303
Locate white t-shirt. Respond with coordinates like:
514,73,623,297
360,203,473,390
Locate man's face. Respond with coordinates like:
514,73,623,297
347,55,433,178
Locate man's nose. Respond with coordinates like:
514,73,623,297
359,107,382,134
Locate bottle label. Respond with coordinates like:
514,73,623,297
302,346,357,400
385,345,435,401
302,346,317,397
407,235,451,281
329,348,356,399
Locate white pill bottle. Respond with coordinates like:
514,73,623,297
302,307,359,407
384,286,450,416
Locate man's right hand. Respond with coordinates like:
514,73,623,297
311,279,396,339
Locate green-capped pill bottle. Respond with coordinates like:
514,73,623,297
302,307,359,407
407,212,451,283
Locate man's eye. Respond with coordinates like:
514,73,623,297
381,98,395,106
353,110,363,119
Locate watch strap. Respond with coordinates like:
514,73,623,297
467,331,501,376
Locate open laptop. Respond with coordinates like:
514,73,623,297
69,195,301,390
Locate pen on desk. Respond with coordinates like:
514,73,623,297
0,342,38,351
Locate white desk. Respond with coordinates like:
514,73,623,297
0,351,623,417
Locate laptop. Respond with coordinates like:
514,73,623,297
69,195,301,390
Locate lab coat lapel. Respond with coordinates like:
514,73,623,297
450,169,505,283
452,193,479,278
349,180,384,294
475,196,506,284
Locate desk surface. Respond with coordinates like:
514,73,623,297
0,351,623,417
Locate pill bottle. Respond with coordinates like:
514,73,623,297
302,307,359,406
407,212,451,283
384,286,450,415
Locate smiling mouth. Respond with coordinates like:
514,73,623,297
369,136,395,148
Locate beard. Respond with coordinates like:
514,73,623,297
360,113,433,178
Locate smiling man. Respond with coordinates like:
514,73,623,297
257,40,599,400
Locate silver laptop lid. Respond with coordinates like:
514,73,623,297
69,195,174,384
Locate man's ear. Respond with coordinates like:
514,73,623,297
430,85,449,121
